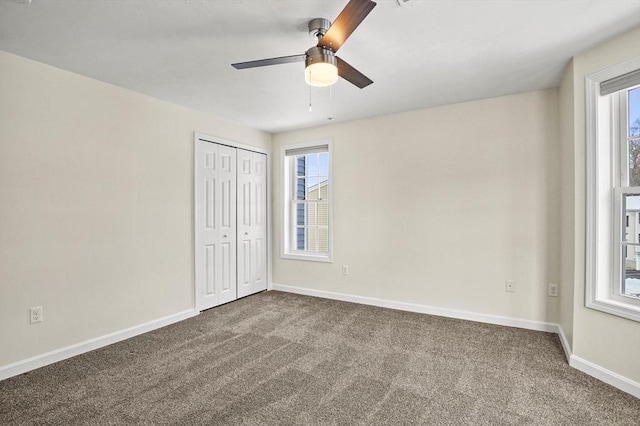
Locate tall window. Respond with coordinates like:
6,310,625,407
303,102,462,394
586,62,640,321
281,141,332,262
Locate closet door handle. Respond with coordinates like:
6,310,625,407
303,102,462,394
223,234,228,238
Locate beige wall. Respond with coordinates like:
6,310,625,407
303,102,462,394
273,89,561,324
559,59,576,349
0,51,271,366
562,28,640,383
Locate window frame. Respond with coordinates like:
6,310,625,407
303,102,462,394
585,57,640,322
280,140,333,263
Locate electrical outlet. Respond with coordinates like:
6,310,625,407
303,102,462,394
30,306,43,324
548,283,558,297
505,280,515,293
342,265,349,275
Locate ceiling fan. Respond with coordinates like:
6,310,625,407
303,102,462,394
231,0,377,89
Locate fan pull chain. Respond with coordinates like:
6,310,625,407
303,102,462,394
309,84,313,112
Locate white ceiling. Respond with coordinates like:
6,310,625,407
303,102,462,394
1,0,639,133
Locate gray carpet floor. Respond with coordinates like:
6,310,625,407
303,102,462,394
1,290,638,425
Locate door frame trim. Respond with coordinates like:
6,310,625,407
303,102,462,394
193,133,271,312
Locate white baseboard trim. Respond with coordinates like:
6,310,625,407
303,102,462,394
570,355,640,398
4,286,638,399
271,283,558,332
0,309,198,381
271,283,639,398
556,324,572,364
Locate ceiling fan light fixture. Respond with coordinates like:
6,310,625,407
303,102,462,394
305,62,338,87
305,47,338,87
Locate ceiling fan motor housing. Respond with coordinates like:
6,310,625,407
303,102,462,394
305,46,337,68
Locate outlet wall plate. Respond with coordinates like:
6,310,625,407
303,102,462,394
30,306,43,324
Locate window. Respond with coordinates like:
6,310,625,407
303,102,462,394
586,61,640,321
618,87,640,300
281,141,332,262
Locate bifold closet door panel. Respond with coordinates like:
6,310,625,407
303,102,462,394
237,149,268,298
195,141,237,311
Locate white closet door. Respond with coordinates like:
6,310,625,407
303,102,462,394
237,149,268,298
195,141,237,311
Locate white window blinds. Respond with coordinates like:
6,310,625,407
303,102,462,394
284,144,329,157
600,69,640,96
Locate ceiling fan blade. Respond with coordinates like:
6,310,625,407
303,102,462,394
317,0,377,53
336,56,373,89
232,54,306,70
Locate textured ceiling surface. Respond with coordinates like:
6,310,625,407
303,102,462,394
1,0,639,133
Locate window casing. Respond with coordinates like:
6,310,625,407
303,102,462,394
281,141,332,262
586,59,640,322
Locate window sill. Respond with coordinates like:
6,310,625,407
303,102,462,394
587,296,640,322
281,252,333,263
